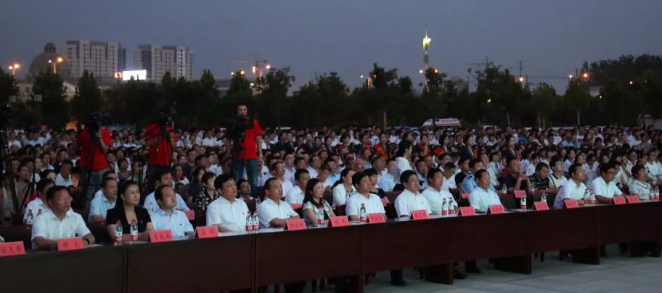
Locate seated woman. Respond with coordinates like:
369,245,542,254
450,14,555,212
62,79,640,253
302,179,335,226
629,164,653,200
106,180,154,242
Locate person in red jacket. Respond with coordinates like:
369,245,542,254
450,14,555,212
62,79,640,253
77,116,111,204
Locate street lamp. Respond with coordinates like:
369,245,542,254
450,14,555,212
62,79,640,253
568,74,574,79
582,72,589,79
518,76,525,83
48,57,64,73
8,63,20,75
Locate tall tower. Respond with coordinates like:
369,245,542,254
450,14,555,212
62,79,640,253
422,30,432,69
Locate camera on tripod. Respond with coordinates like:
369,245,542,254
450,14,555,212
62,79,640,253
86,112,108,134
229,116,255,150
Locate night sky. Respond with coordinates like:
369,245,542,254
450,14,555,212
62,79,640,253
2,0,661,92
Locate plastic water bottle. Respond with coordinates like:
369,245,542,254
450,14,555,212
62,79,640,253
115,220,123,243
589,192,596,204
37,209,43,216
441,198,448,217
541,192,547,204
359,203,367,223
246,214,254,231
317,207,326,226
26,210,34,225
449,201,457,216
252,212,260,231
130,220,138,241
501,184,508,194
521,195,527,210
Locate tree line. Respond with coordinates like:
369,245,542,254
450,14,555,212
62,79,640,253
0,54,661,130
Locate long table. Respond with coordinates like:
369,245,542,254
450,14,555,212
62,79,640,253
1,201,660,293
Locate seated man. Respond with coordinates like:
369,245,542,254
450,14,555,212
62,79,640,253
441,162,458,192
468,170,502,213
498,158,531,193
31,186,95,250
143,169,190,214
590,162,624,204
553,164,588,209
206,174,250,232
461,159,494,194
151,185,195,237
24,179,55,223
88,177,118,224
394,170,431,218
258,178,300,228
285,169,310,205
423,168,459,215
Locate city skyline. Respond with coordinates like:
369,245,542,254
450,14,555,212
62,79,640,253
2,0,662,92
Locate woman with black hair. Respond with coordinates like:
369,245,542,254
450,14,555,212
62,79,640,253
106,180,153,242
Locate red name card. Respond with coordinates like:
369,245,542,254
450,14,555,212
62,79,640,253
149,230,173,243
290,203,303,210
534,201,549,211
0,242,26,257
488,205,505,215
381,197,389,207
459,206,476,216
196,226,219,239
184,210,195,221
329,216,350,227
411,210,429,220
368,213,385,224
514,190,526,199
626,195,640,204
461,193,470,200
564,199,579,209
613,196,626,205
57,237,85,251
286,219,306,230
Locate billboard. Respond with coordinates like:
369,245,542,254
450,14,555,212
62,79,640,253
121,70,147,81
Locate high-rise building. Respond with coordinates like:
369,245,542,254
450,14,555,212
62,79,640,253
63,40,125,80
134,44,193,82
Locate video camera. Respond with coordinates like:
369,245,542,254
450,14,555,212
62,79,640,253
229,115,255,151
86,112,109,134
0,103,15,127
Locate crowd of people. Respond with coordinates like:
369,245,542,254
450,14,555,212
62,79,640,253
1,102,662,290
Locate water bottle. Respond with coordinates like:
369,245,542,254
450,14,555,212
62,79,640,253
252,212,260,231
589,192,596,204
449,201,457,216
359,203,367,223
115,220,123,243
521,195,527,210
583,190,592,205
37,209,43,216
26,210,34,225
441,198,448,217
246,214,254,231
501,184,508,194
541,192,548,204
317,207,326,226
130,220,138,241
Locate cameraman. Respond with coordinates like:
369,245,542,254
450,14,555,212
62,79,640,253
228,102,263,189
144,113,177,186
77,116,111,203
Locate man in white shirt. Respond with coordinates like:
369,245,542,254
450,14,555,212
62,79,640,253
591,162,624,204
283,152,297,184
395,170,431,218
24,179,55,223
88,178,118,224
262,161,294,196
378,158,397,192
258,178,300,228
143,170,190,214
553,164,588,209
151,185,194,237
285,169,309,204
31,186,95,250
441,163,458,192
55,160,74,187
423,169,458,215
468,170,502,212
207,174,251,232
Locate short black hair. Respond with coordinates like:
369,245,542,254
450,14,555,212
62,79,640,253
37,178,54,193
214,174,234,189
631,164,645,176
599,162,616,175
443,162,456,171
154,185,173,202
535,162,550,172
568,163,583,177
264,177,279,190
351,172,369,188
427,168,443,181
46,185,69,201
399,170,418,185
474,169,489,182
101,177,117,188
294,169,309,181
469,159,482,170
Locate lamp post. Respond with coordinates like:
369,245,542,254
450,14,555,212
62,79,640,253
48,57,63,74
8,63,20,75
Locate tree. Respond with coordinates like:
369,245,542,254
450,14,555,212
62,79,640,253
33,69,68,129
475,66,523,126
531,83,557,128
71,70,101,123
564,78,591,126
0,68,18,105
258,67,295,126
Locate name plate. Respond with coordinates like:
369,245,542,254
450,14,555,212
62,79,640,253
57,238,85,251
411,210,429,220
533,201,549,211
461,193,470,200
286,219,306,231
368,213,385,223
625,195,640,204
329,216,350,227
290,203,303,210
514,190,526,199
184,210,195,221
488,205,505,215
564,199,579,209
196,226,219,239
459,206,476,216
0,242,26,257
613,196,626,205
149,230,173,243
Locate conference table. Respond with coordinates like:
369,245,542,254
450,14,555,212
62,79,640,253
1,200,660,293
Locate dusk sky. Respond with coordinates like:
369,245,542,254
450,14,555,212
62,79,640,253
2,0,661,92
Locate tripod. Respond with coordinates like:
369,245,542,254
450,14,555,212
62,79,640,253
78,127,110,210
